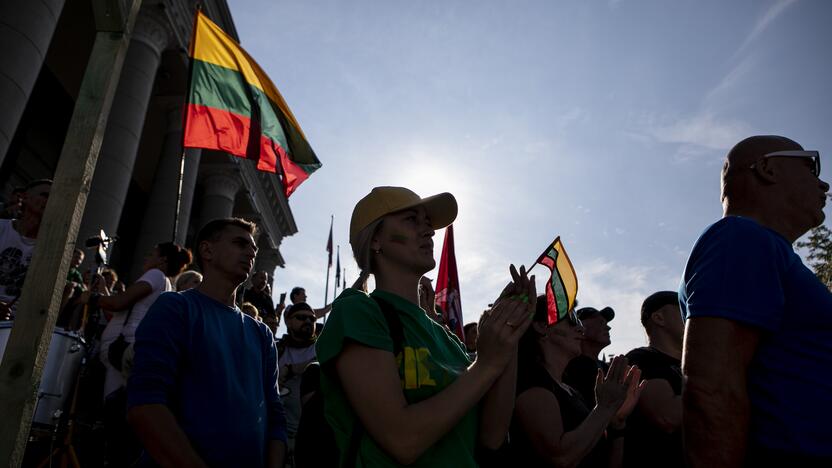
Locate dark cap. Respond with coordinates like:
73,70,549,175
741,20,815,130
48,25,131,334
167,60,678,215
640,291,679,324
576,306,615,322
284,302,313,320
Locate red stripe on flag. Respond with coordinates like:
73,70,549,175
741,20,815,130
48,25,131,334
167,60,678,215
183,104,307,197
278,144,310,197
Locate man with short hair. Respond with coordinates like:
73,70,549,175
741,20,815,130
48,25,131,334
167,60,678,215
681,135,832,467
0,179,51,319
563,305,615,405
276,302,319,453
244,270,282,332
127,218,287,467
289,286,331,319
623,291,684,468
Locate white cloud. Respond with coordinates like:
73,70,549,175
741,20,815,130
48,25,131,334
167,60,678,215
575,258,666,356
734,0,799,58
645,112,757,154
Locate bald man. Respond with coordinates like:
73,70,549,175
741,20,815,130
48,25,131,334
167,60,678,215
680,136,831,467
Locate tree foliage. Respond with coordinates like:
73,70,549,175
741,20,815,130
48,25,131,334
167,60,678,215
796,225,832,289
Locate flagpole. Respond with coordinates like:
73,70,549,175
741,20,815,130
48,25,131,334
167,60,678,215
323,215,333,323
172,149,186,242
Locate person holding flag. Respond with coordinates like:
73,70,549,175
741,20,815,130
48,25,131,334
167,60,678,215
316,186,536,467
509,238,645,468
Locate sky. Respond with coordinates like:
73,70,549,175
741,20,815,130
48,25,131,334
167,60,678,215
226,0,832,355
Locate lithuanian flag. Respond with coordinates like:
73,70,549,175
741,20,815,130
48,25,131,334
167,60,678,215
184,11,321,197
535,237,578,325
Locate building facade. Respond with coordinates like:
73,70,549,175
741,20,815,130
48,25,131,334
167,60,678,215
0,0,296,285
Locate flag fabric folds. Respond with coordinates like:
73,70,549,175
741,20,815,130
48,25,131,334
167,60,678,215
335,246,341,286
535,237,578,325
435,224,465,340
184,11,321,197
326,219,333,268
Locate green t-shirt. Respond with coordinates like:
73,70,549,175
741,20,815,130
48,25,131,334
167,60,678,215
316,288,478,467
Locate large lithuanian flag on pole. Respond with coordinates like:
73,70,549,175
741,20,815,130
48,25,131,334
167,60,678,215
535,237,578,325
184,11,321,197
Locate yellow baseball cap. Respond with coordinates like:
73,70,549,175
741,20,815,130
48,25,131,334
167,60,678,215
349,187,458,245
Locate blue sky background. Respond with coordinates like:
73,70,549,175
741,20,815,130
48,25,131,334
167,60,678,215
227,0,831,355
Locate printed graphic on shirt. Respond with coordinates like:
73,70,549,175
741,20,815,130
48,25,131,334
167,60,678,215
0,246,31,299
396,346,466,390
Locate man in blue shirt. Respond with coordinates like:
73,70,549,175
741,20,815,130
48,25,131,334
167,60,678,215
680,135,831,467
127,218,287,467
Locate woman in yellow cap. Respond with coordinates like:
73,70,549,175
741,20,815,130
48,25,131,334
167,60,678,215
316,186,536,467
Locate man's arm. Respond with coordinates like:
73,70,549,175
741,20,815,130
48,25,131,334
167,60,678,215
266,440,286,468
683,317,761,468
128,404,208,468
313,303,332,319
264,325,289,465
635,379,681,433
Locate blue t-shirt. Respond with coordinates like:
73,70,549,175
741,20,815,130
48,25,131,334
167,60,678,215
680,216,832,456
127,289,287,467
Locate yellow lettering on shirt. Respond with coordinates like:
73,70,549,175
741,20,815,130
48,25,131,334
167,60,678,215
400,346,437,389
403,347,418,389
416,348,437,387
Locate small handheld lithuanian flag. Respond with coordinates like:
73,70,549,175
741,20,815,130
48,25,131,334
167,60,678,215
184,11,321,197
535,237,578,325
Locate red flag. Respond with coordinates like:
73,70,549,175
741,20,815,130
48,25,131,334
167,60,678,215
435,224,464,340
326,218,333,267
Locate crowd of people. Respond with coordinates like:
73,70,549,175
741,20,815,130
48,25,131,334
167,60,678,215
0,134,829,467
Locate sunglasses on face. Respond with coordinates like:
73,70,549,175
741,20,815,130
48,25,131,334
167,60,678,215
751,150,821,177
292,314,316,323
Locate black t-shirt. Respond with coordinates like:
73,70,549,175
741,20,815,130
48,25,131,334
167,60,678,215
511,364,607,468
563,355,608,406
623,347,683,468
243,288,276,318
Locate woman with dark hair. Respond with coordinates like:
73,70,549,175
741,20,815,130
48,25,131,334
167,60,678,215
84,242,191,465
91,242,192,397
316,186,535,467
511,296,643,468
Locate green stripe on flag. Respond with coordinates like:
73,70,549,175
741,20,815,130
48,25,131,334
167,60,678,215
547,249,569,316
189,60,322,172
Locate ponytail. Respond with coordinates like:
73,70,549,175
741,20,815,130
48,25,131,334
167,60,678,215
157,242,194,277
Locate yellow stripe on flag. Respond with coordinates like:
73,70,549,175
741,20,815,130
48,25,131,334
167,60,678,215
190,11,307,139
554,239,578,311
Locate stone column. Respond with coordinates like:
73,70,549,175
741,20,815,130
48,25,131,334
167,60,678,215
76,8,169,247
130,105,201,279
0,0,66,165
198,170,241,227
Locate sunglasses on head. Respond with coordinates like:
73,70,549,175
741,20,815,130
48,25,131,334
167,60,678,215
292,314,316,323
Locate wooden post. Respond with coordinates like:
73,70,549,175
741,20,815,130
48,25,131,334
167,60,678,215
0,1,143,465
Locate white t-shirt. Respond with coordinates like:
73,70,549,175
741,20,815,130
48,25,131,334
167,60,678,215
100,268,171,351
100,268,171,398
0,219,35,308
